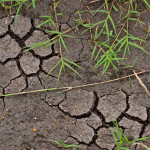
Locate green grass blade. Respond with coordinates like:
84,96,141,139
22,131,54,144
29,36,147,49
94,25,99,39
109,15,117,35
39,15,51,18
57,64,63,81
128,36,145,41
113,4,118,11
47,30,60,34
91,43,97,61
105,0,108,10
50,18,57,28
105,22,109,43
32,0,36,8
94,53,106,68
62,34,75,38
128,42,150,55
95,26,105,40
102,60,110,75
60,35,69,53
123,43,129,58
75,10,88,15
92,20,105,28
112,120,129,145
116,39,127,53
120,147,130,150
37,20,50,28
27,0,36,8
130,0,134,10
95,47,102,61
130,136,150,144
132,56,139,66
110,128,120,150
128,18,145,24
43,39,59,48
98,41,111,48
92,10,109,13
50,140,62,145
56,0,61,7
23,42,45,52
14,3,22,26
63,58,81,68
129,77,134,88
143,0,150,8
47,59,61,76
64,62,81,77
24,42,46,52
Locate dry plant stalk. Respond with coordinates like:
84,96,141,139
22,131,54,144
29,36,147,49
131,142,150,150
0,70,150,97
133,70,150,97
87,0,101,6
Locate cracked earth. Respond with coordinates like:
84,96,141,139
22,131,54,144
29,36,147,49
0,0,150,150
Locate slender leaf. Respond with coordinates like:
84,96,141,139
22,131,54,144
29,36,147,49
129,42,150,55
109,15,117,35
64,62,81,77
63,58,81,68
60,35,69,53
47,59,61,76
91,43,97,61
143,0,150,8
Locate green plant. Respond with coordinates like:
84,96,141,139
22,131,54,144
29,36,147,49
50,139,80,150
25,14,81,80
110,119,150,150
24,0,82,80
74,0,150,75
145,23,150,39
0,0,36,24
143,0,150,9
1,0,150,79
22,0,150,79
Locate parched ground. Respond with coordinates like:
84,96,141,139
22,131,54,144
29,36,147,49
0,0,150,150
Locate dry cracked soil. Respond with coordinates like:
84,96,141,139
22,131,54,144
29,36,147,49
0,0,150,150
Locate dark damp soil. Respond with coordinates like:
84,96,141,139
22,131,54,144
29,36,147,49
0,0,150,150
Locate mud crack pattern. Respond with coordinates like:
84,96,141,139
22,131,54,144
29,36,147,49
0,2,150,150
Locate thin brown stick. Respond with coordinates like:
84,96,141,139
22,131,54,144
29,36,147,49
131,142,150,150
0,69,150,97
133,70,150,97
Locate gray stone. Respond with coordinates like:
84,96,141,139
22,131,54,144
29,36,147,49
127,94,147,120
119,117,142,139
128,93,150,108
25,30,53,56
19,53,40,74
10,16,31,37
84,113,102,129
71,119,94,144
0,61,20,87
5,77,26,93
39,72,64,105
142,124,150,148
42,56,60,76
96,128,116,150
97,91,126,122
0,17,13,35
59,89,94,116
0,35,21,62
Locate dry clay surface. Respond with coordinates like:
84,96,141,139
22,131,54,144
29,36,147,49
0,1,150,150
